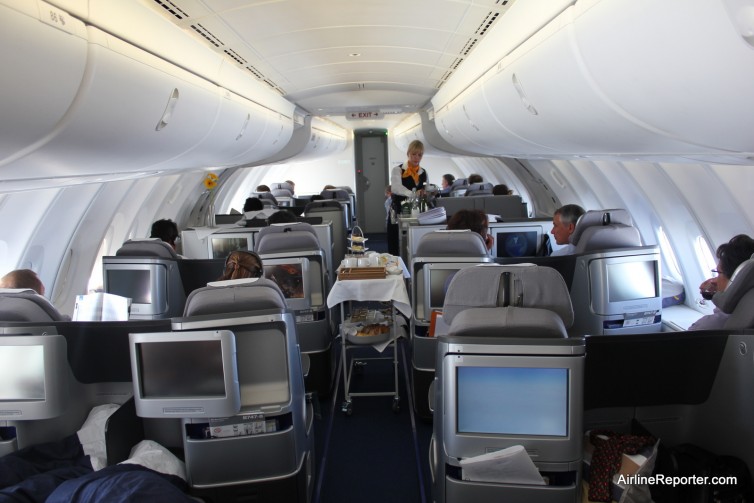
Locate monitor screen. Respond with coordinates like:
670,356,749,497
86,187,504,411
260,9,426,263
264,263,304,299
0,335,68,420
106,269,151,304
428,268,458,311
457,366,568,437
211,236,250,260
137,340,226,398
496,231,539,258
0,345,45,400
607,261,658,302
129,331,240,418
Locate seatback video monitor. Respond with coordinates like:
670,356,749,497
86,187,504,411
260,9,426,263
588,255,661,316
489,224,545,258
103,262,168,317
209,233,254,260
442,353,583,464
0,334,68,420
262,257,313,311
129,330,241,419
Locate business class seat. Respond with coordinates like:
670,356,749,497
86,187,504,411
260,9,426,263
570,208,642,253
255,223,334,397
304,200,347,270
115,238,179,259
447,178,468,197
715,253,754,329
432,264,583,503
174,278,314,502
104,239,185,319
409,230,493,419
463,182,493,196
0,289,67,322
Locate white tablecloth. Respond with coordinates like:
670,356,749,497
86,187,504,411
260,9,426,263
326,274,411,318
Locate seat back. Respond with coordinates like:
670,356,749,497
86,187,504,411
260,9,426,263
411,231,493,325
463,182,493,196
448,178,468,197
0,289,67,322
570,208,642,253
183,278,286,317
116,238,178,259
172,280,313,490
304,201,347,267
716,255,754,329
254,191,279,207
442,264,574,337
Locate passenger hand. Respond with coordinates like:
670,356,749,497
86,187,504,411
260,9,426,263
484,234,494,251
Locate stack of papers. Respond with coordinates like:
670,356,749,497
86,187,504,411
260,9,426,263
417,206,446,225
459,445,545,485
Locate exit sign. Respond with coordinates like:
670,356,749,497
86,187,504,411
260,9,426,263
346,110,382,121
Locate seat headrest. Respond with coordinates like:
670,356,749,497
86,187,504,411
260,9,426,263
415,231,488,257
271,189,293,198
304,200,343,213
270,182,294,192
464,182,493,196
183,278,286,317
115,239,178,259
0,290,67,322
449,307,568,338
570,209,641,253
449,178,468,189
320,189,349,200
442,264,573,327
714,257,754,317
255,224,320,254
255,192,278,205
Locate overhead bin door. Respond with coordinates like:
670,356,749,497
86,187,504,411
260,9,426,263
0,1,88,167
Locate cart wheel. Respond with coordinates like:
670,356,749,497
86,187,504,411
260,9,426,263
342,401,353,416
392,397,400,413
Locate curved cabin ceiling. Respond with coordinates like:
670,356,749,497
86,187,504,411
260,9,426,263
150,0,514,129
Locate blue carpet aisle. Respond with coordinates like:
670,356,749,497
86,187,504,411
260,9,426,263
313,337,433,503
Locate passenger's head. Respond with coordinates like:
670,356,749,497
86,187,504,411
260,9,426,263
492,184,512,196
467,174,483,185
407,140,424,166
267,210,297,224
256,184,271,192
446,209,491,250
219,251,263,281
714,234,754,291
0,269,45,296
309,194,325,202
551,204,586,245
441,174,455,189
150,219,179,250
323,184,336,190
244,197,264,212
285,180,295,194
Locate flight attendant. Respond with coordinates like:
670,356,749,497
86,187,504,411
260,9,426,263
387,140,428,256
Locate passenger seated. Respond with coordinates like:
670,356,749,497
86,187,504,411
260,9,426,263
439,174,455,195
216,250,263,282
0,268,45,295
0,288,68,322
446,209,493,252
149,219,182,255
492,184,513,196
268,209,298,224
549,204,586,256
690,234,754,330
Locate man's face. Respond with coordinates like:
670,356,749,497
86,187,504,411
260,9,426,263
551,213,575,245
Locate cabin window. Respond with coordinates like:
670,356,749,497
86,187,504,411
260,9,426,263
657,227,681,280
694,235,717,276
87,237,110,294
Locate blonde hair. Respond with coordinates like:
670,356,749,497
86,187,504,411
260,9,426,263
219,251,263,281
407,140,424,156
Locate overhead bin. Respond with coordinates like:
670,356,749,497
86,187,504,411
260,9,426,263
0,1,88,167
432,0,754,160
